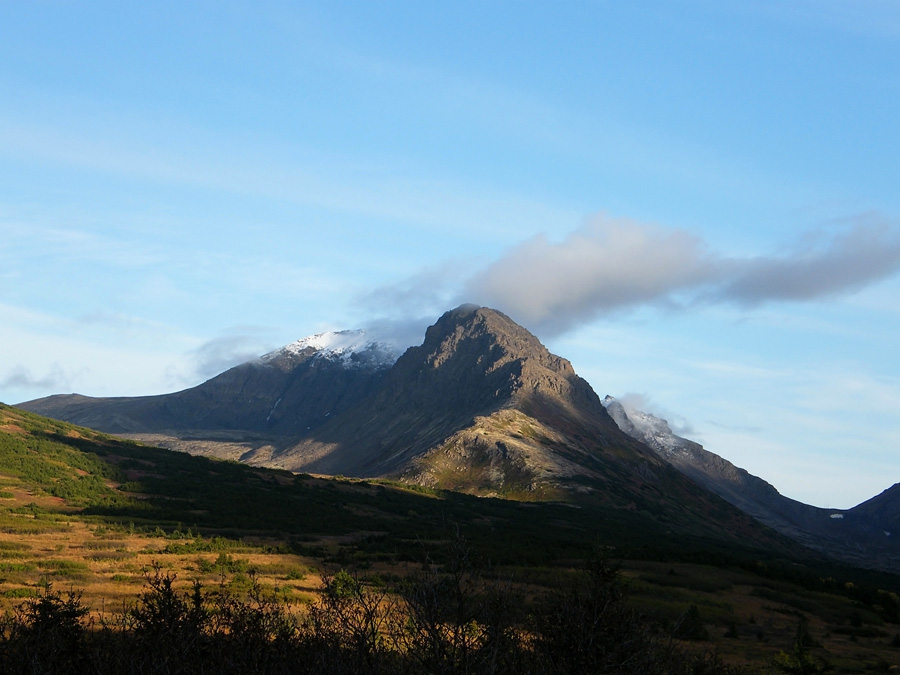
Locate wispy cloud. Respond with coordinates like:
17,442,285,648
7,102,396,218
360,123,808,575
1,363,70,392
360,213,900,340
711,215,900,305
360,213,900,339
189,330,275,381
617,392,699,439
460,217,715,335
357,260,465,321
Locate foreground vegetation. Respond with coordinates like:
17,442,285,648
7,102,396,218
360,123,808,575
2,403,900,672
1,546,742,675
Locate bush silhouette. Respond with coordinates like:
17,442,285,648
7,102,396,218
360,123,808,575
0,548,744,674
0,584,90,675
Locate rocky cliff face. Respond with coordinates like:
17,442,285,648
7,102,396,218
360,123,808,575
270,305,643,481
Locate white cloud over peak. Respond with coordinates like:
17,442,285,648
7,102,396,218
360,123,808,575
457,214,900,336
460,218,715,335
362,213,900,340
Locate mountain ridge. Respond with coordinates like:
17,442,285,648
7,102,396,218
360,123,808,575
20,330,395,438
19,306,789,549
603,395,900,572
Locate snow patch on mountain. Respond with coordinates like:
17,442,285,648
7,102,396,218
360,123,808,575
262,329,403,369
602,395,691,459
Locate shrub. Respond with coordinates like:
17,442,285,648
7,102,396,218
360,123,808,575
0,546,745,674
0,584,90,674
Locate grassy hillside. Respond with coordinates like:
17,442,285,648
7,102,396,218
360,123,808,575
0,403,795,566
2,403,900,671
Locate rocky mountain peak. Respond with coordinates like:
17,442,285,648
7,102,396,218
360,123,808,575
422,305,549,364
271,306,625,478
388,306,588,416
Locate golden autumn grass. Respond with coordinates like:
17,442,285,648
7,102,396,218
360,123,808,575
0,489,323,617
4,508,900,672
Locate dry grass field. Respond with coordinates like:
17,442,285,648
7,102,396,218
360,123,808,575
0,482,324,620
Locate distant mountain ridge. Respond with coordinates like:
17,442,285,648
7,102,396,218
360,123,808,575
21,329,397,438
602,396,900,572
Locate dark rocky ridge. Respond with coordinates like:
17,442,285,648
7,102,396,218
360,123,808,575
604,396,900,573
20,344,389,438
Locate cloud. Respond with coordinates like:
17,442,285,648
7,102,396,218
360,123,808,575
1,363,70,393
353,262,466,349
712,216,900,305
361,316,432,354
190,332,274,380
357,260,465,320
358,213,900,342
618,392,699,440
460,218,715,335
450,213,900,336
353,268,456,353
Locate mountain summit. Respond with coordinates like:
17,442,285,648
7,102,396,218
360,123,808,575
268,305,640,488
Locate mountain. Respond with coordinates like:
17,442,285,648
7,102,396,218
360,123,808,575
20,330,399,439
20,306,794,548
602,395,818,529
603,396,900,572
849,483,900,540
267,307,656,489
269,307,609,465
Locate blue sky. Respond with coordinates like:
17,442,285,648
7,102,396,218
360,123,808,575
2,1,899,508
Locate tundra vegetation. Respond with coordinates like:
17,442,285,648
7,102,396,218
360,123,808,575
1,403,899,672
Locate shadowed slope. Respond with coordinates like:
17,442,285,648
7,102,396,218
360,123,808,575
19,340,391,437
603,396,900,573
